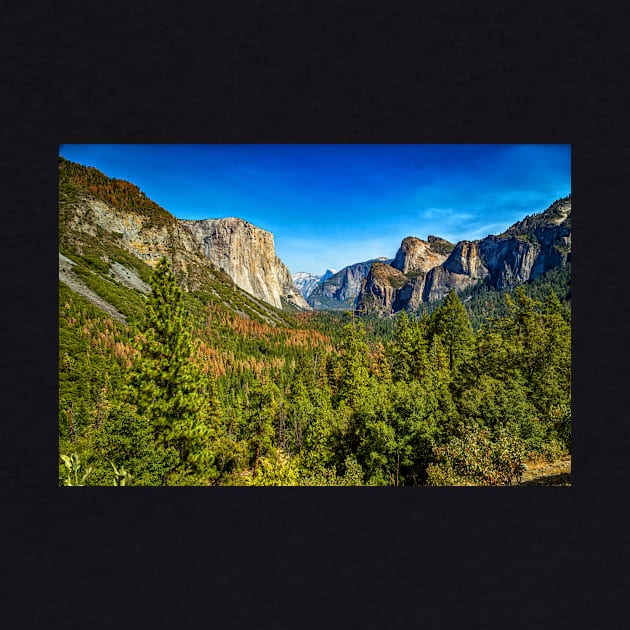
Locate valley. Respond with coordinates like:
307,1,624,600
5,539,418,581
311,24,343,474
58,154,571,487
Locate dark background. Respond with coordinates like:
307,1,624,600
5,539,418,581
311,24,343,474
2,1,628,627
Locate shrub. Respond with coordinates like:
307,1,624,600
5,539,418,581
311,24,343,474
426,423,527,486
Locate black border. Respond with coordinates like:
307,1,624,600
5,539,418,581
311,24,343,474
4,2,629,628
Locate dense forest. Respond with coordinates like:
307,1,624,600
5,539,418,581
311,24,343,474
59,255,571,486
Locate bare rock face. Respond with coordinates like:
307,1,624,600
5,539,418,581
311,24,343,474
421,241,490,302
391,237,449,275
65,198,200,264
357,262,409,315
357,196,571,314
308,257,390,310
62,196,212,291
476,237,538,290
65,194,310,310
180,217,311,310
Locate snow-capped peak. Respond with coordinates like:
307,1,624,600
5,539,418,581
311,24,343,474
292,269,337,299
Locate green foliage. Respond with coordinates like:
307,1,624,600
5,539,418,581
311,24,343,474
125,258,219,484
426,290,474,372
426,423,527,486
242,379,280,474
59,259,570,485
242,449,301,486
456,287,571,456
300,455,368,486
60,453,93,486
109,461,133,486
58,161,570,485
458,265,571,328
333,322,371,406
88,401,179,485
389,310,429,382
71,260,146,322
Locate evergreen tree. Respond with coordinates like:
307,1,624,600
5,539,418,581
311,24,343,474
90,400,178,485
334,322,371,407
389,310,429,382
426,290,474,372
125,257,217,484
244,379,280,476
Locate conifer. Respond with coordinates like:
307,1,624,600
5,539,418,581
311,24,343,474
125,257,217,483
426,290,474,372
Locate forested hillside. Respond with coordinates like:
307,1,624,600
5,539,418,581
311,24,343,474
59,158,571,486
60,260,570,486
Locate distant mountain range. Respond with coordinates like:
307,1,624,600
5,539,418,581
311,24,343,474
292,269,336,299
306,258,392,310
357,196,571,315
292,196,570,314
59,156,570,322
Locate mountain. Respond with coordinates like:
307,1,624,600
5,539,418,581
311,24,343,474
180,218,310,310
58,157,571,487
58,157,307,325
292,269,337,299
307,257,391,310
357,196,571,314
391,235,453,275
59,155,570,323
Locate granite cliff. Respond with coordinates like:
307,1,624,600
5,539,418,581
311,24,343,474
59,157,310,319
391,235,452,275
357,196,571,314
180,218,310,310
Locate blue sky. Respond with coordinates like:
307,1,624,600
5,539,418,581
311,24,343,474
58,144,571,275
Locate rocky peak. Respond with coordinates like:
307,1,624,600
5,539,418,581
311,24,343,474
391,236,450,275
357,197,571,314
502,195,571,238
293,272,321,298
293,268,338,299
427,235,456,255
442,241,486,276
545,196,571,225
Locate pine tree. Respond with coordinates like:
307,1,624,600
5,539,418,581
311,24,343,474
389,311,429,382
335,322,371,407
426,290,474,372
125,257,217,484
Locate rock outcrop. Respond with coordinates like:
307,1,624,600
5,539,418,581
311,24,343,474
59,158,310,311
357,196,571,314
391,236,450,275
180,217,311,310
307,257,390,310
60,195,215,293
62,197,203,266
420,240,490,302
357,262,410,315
